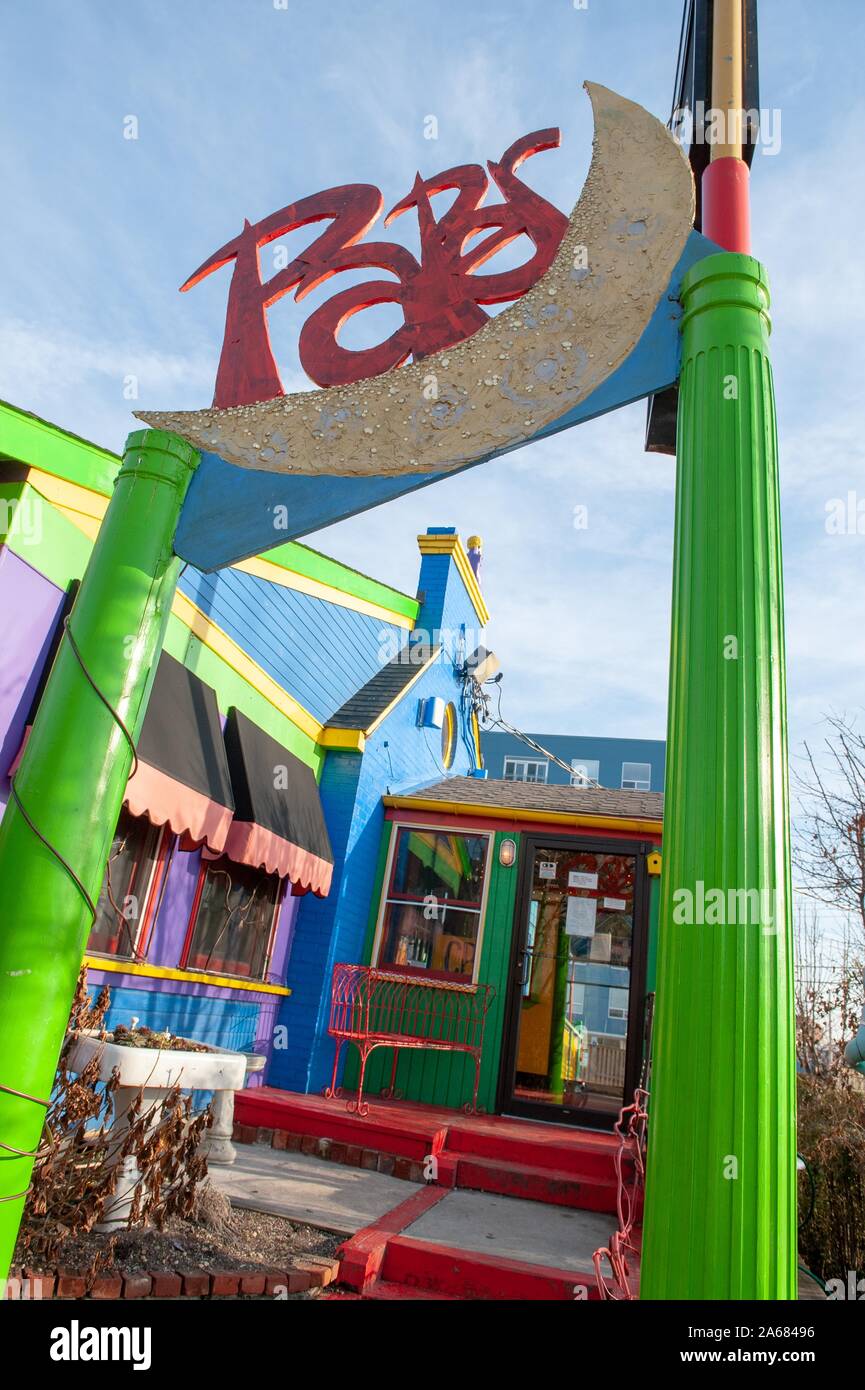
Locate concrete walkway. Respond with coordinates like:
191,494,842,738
210,1146,422,1234
402,1188,612,1272
211,1146,614,1274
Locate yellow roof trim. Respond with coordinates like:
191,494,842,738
417,533,490,626
172,591,325,742
175,595,373,750
233,554,414,628
23,467,388,755
23,468,414,627
84,954,291,997
28,467,106,539
363,645,441,736
319,728,366,752
382,794,662,836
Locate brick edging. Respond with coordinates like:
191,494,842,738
5,1255,339,1301
233,1123,427,1184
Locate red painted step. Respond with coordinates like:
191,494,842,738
453,1154,620,1214
443,1120,624,1181
236,1087,448,1162
361,1280,461,1300
381,1234,600,1301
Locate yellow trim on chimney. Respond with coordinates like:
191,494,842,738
417,532,490,626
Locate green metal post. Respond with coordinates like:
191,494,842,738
640,254,797,1300
0,429,198,1283
548,921,570,1098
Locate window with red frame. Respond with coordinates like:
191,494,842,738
377,827,489,979
184,858,282,979
88,808,167,958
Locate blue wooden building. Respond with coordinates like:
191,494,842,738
481,729,666,793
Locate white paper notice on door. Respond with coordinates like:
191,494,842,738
568,871,598,890
603,897,627,911
538,861,557,881
565,896,597,937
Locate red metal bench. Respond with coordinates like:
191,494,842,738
325,962,495,1116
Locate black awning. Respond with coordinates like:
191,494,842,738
125,652,234,853
222,707,333,896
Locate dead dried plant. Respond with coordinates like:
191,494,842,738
16,972,212,1283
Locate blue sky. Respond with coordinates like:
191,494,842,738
1,0,862,785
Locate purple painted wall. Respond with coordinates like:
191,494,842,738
0,545,301,1085
87,839,301,1082
0,547,65,787
269,889,300,981
146,839,200,964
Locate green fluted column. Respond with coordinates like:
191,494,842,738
0,429,198,1283
640,255,796,1300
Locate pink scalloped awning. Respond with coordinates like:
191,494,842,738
125,760,234,855
223,820,333,897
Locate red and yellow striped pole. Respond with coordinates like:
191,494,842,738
702,0,751,251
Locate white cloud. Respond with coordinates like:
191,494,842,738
0,319,214,401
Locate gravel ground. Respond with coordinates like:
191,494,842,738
18,1188,342,1278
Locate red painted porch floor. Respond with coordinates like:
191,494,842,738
234,1088,638,1299
236,1086,629,1210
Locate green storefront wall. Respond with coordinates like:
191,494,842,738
344,824,521,1113
343,821,664,1114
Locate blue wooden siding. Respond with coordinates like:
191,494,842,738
179,565,404,724
90,985,261,1053
275,644,482,1096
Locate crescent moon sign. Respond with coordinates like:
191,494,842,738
137,83,694,479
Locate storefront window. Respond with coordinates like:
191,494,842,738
89,808,166,958
378,827,489,979
184,858,282,979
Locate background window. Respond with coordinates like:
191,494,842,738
184,859,282,979
570,982,586,1020
608,987,630,1020
89,808,165,958
621,761,652,791
570,758,600,787
503,757,548,783
378,828,489,978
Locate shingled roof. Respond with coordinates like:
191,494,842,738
326,643,438,732
390,776,664,823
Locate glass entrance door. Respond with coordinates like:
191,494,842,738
502,841,646,1127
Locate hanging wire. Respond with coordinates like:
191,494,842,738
103,831,145,960
201,866,271,973
0,1082,53,1200
467,673,606,788
1,613,141,1203
669,0,693,127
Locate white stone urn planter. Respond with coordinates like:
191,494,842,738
67,1029,247,1231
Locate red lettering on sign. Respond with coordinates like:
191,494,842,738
182,130,567,407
